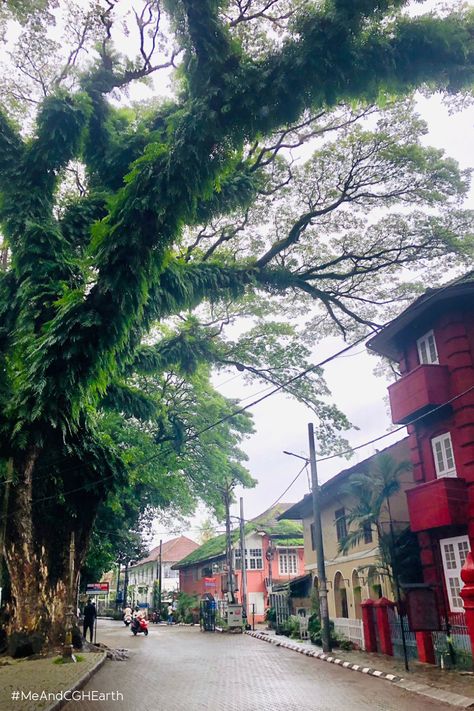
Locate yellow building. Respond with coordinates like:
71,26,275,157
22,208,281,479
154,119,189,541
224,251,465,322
281,438,415,621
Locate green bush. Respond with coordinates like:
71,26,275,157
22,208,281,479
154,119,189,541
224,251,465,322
288,615,302,639
176,592,199,623
265,607,276,623
338,638,355,651
309,618,337,647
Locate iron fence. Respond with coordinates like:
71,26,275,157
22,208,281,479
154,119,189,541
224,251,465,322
432,612,473,669
388,608,418,661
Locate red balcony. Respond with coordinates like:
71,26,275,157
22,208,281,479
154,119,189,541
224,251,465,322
407,477,468,532
388,364,450,424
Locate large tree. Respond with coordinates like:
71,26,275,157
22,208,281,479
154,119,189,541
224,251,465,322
0,0,473,646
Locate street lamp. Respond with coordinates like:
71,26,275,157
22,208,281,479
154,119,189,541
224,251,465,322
284,423,332,653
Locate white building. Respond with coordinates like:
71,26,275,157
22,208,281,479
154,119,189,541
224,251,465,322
128,535,198,608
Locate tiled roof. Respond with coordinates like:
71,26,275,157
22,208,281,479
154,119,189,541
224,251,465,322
367,270,474,360
281,437,410,520
130,535,198,568
173,503,304,569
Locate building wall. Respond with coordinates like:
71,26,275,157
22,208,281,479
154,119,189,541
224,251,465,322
128,560,180,608
177,532,305,622
300,478,413,620
390,304,474,617
386,301,474,614
397,308,474,487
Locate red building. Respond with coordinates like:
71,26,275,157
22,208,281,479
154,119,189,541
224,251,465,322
367,272,474,661
172,504,305,623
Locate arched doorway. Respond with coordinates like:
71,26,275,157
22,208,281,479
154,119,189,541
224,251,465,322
352,570,362,619
334,572,349,618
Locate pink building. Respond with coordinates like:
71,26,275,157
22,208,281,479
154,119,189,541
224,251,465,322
173,504,305,622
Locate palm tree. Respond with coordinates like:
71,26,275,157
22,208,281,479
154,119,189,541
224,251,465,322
339,453,421,596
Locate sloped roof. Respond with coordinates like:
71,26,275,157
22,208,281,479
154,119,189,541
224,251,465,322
281,437,411,521
367,271,474,360
173,503,304,570
130,535,198,568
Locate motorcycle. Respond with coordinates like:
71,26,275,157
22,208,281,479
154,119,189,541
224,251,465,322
131,615,149,636
123,612,132,627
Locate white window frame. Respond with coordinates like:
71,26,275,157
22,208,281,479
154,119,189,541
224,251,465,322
234,547,263,571
431,432,457,478
440,536,470,612
417,329,439,365
278,551,298,576
248,548,263,570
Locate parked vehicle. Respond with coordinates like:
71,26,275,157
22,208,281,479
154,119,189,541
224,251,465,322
131,616,149,636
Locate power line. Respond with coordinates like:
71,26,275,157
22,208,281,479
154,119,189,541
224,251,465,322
266,461,309,511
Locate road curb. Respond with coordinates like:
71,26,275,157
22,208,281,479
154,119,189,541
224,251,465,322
245,631,474,709
45,651,108,711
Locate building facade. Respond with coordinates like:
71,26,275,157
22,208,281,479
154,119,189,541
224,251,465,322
367,272,474,660
128,535,198,609
281,439,415,621
173,504,305,623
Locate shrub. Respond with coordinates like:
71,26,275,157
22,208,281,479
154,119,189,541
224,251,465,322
338,638,355,651
309,619,337,647
288,615,302,639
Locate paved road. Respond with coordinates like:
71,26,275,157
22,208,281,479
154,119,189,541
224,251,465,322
68,620,450,711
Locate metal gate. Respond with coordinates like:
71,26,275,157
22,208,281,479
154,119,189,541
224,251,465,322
269,591,290,631
388,608,418,661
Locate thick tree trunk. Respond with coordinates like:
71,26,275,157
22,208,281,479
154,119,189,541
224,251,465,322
3,447,100,648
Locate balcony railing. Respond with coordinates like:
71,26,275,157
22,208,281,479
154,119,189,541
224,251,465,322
388,364,450,424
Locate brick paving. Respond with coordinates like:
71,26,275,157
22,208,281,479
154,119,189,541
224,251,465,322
0,652,105,711
251,628,474,701
63,620,460,710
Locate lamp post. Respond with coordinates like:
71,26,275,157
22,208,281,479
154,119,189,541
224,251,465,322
239,498,248,623
284,423,332,652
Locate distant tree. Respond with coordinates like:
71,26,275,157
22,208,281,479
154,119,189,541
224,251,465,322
198,517,218,545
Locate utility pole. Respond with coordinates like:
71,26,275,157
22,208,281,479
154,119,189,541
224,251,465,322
239,497,248,622
308,422,331,653
157,539,163,619
224,488,235,603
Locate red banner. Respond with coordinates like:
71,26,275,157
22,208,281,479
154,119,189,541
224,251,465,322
86,582,109,592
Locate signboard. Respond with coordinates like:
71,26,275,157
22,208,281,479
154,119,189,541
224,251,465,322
406,588,441,631
86,582,109,594
203,577,217,588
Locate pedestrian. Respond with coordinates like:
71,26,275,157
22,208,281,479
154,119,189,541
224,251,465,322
167,603,173,625
83,597,97,643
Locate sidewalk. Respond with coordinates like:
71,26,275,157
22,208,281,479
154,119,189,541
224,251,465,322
247,629,474,708
0,652,106,711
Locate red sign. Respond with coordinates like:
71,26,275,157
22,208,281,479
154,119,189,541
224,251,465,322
406,588,440,631
203,577,216,588
86,582,109,593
